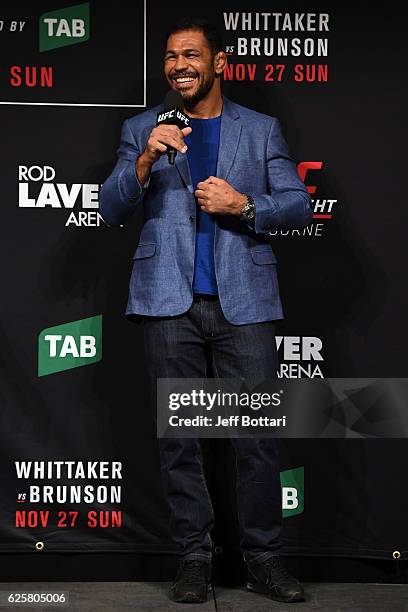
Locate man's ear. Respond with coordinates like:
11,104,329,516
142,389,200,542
214,51,227,75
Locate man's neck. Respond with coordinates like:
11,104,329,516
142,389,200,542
184,94,223,119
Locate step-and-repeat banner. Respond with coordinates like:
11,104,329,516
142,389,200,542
1,2,407,563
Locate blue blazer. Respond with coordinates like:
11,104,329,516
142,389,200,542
100,96,312,325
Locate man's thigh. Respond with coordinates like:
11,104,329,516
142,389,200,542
210,302,278,379
142,305,207,378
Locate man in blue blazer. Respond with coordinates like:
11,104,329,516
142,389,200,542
100,17,311,606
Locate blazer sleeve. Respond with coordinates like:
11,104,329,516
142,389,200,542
253,118,313,234
99,119,148,227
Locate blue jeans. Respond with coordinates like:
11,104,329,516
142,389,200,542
142,294,282,564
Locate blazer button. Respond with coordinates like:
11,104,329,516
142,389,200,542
189,215,195,222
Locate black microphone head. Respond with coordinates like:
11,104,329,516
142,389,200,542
164,89,184,112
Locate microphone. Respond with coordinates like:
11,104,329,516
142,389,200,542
156,90,190,165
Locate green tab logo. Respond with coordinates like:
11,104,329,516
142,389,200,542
38,315,102,376
39,3,90,52
281,466,304,518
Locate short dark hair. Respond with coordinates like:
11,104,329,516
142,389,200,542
165,17,223,56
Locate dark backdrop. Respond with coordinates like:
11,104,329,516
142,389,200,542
1,1,407,582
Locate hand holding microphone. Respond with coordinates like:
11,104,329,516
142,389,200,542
156,90,192,165
136,91,192,184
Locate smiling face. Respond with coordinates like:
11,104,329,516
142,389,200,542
164,29,225,111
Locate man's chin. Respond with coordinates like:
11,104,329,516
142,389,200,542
169,77,214,110
176,85,198,101
182,89,209,110
181,93,195,105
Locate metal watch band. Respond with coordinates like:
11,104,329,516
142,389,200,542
240,194,256,221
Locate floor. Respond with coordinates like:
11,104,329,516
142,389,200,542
1,581,408,611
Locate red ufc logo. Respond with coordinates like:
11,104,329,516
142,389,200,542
297,162,323,194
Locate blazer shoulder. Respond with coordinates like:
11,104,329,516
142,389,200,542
124,104,162,132
231,100,278,129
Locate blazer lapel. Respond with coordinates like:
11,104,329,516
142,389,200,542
174,96,241,190
217,96,242,181
175,153,194,193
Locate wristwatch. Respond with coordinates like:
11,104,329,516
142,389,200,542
240,194,256,222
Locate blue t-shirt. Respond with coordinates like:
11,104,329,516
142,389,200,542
185,115,221,295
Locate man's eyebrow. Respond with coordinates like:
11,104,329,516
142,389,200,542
165,48,201,56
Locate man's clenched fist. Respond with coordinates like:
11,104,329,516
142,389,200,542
195,176,247,216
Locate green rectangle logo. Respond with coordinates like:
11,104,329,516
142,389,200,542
39,3,90,52
38,315,102,376
281,466,304,518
